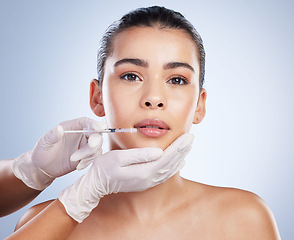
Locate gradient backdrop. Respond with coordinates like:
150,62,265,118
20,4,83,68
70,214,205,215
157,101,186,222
0,0,293,238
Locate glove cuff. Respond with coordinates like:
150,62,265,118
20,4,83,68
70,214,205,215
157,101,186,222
13,151,55,190
58,174,102,223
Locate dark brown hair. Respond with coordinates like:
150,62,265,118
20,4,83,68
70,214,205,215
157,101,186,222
97,6,205,90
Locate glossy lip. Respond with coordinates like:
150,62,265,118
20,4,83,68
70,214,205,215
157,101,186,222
134,119,170,137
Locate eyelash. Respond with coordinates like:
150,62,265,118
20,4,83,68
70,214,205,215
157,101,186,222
119,73,189,85
120,73,141,82
167,76,189,85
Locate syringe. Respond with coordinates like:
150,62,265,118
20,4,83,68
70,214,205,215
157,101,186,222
63,128,137,134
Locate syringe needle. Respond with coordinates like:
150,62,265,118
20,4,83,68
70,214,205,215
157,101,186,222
63,128,137,134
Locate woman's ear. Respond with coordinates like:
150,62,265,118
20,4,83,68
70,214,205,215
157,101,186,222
193,88,207,124
90,79,105,117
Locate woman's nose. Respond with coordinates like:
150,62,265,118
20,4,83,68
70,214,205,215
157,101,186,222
140,84,167,110
144,100,164,108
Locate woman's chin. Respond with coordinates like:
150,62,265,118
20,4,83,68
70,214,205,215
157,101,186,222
109,136,171,151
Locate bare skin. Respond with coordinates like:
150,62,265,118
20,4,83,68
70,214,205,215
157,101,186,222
15,173,280,239
9,199,77,240
9,26,281,239
0,159,41,217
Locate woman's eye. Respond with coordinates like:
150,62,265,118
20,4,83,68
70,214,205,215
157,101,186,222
167,77,188,85
120,73,140,82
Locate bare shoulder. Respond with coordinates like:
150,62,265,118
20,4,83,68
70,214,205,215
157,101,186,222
15,199,55,231
217,187,280,238
184,180,281,239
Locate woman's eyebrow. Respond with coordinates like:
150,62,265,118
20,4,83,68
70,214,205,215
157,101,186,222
114,58,148,68
163,62,195,72
113,59,194,72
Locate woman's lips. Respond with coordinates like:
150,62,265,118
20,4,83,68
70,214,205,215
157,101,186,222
134,119,170,137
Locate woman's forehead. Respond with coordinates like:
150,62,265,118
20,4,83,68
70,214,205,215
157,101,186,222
109,27,199,67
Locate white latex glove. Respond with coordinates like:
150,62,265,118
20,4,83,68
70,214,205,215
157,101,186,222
13,117,107,190
59,133,193,223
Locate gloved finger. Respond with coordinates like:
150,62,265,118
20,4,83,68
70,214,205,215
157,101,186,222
70,134,103,162
88,134,103,148
121,136,190,172
76,133,102,152
164,133,194,155
154,133,193,170
76,148,103,169
76,158,94,170
78,134,88,149
38,125,64,149
164,158,186,179
70,144,101,162
118,148,163,167
153,159,186,184
171,158,186,176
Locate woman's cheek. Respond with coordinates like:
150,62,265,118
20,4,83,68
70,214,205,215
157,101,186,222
104,89,131,127
170,95,196,127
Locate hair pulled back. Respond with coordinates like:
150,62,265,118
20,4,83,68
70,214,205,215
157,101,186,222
97,6,205,90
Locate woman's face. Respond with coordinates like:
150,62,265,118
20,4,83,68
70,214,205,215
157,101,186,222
92,27,206,150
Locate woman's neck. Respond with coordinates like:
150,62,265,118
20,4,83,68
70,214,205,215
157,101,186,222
98,173,187,222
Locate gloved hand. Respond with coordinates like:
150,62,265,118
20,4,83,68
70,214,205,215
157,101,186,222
13,117,107,190
58,133,193,223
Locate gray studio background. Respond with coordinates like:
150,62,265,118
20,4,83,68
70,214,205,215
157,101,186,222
0,0,293,238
